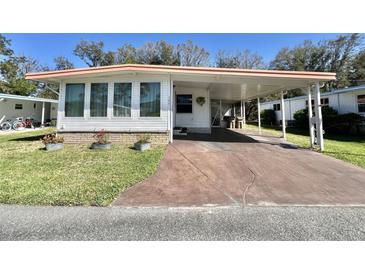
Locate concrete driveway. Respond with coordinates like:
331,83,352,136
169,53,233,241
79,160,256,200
113,129,365,207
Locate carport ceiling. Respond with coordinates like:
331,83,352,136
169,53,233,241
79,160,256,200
174,80,285,101
171,72,336,101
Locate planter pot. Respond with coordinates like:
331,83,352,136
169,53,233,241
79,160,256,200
45,143,64,151
91,143,112,150
134,142,151,151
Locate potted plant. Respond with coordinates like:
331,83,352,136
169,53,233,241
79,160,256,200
134,134,151,151
42,134,64,151
91,129,111,150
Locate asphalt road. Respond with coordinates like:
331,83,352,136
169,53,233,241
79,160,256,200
1,205,365,240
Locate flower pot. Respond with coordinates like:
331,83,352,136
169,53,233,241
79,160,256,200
45,143,64,151
91,143,112,150
134,142,151,151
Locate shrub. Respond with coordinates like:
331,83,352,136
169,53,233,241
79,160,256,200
331,112,364,134
93,129,110,144
41,134,64,145
293,106,364,134
260,109,276,125
321,106,338,129
293,108,309,129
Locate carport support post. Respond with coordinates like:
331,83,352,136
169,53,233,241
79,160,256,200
243,101,246,127
219,99,222,121
41,101,45,127
280,91,286,140
314,82,324,151
240,100,243,117
307,86,315,148
257,97,261,133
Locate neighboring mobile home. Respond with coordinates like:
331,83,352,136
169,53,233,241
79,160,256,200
260,85,365,125
0,93,58,126
25,64,336,149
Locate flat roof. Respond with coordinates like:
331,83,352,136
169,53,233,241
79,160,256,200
25,64,336,81
0,93,58,103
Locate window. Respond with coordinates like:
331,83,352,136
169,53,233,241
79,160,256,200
273,103,281,111
114,83,132,117
15,104,23,110
321,98,329,106
176,94,192,113
90,83,108,117
33,103,36,109
305,98,329,107
65,83,85,117
140,82,160,117
358,95,365,113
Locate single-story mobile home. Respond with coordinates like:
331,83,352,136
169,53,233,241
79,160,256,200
0,93,58,127
26,64,336,150
260,85,365,124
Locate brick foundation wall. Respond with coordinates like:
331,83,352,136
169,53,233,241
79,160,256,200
58,131,170,145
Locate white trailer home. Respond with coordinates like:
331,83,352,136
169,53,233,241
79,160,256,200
26,64,336,150
0,93,58,127
260,85,365,124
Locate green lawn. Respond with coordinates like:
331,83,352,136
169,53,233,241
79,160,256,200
244,124,365,169
0,129,165,206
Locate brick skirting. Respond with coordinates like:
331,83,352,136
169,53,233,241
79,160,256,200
57,131,170,145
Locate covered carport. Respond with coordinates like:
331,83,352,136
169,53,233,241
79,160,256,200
170,67,336,151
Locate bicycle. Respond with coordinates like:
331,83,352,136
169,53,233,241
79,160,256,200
0,117,31,131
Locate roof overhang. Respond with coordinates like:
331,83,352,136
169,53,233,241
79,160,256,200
0,93,58,103
25,64,336,100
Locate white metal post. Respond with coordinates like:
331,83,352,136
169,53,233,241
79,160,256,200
307,86,315,148
41,101,45,127
240,100,243,117
243,101,246,127
219,99,222,121
257,97,261,133
280,91,286,140
314,82,324,151
169,78,174,143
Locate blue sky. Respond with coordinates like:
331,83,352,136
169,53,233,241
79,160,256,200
3,33,342,68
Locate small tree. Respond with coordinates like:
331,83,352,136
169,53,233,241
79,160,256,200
293,108,309,129
261,109,276,125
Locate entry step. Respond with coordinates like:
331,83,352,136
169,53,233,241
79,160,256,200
173,127,188,136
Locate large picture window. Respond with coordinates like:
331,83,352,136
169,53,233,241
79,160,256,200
140,82,160,117
176,94,192,113
90,83,108,117
65,83,85,117
114,83,132,117
358,95,365,113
